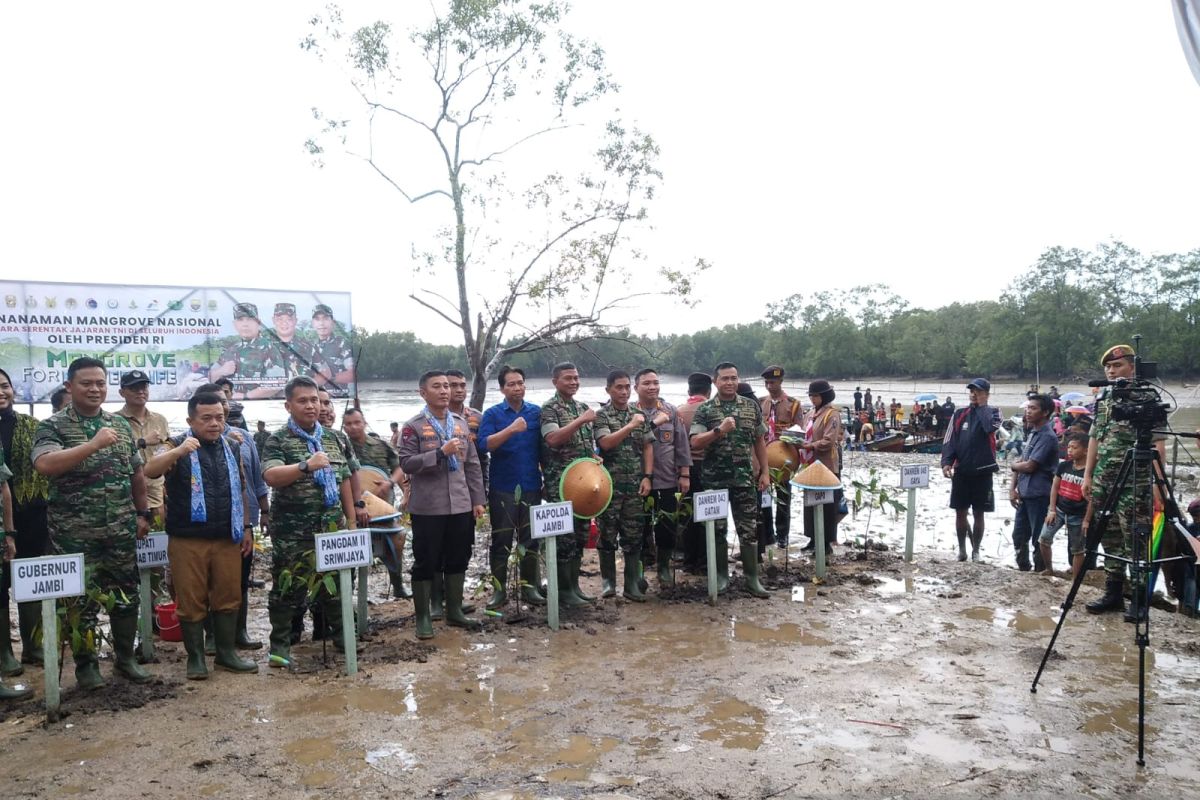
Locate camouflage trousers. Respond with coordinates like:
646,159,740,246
55,523,140,654
1091,482,1153,583
542,471,590,563
711,486,760,549
598,487,649,554
268,534,342,629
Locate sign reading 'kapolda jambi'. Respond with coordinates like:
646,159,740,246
0,279,354,402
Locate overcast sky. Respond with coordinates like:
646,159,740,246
2,2,1198,347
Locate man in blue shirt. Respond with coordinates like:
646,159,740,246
1009,394,1059,572
478,365,545,609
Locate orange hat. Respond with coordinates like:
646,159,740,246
1101,344,1134,366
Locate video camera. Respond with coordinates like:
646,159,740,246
1086,337,1169,430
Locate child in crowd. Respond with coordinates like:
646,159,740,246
1038,433,1089,577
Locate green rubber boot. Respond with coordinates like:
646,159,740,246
411,580,435,640
18,602,44,666
487,555,508,611
740,543,771,598
0,608,23,677
0,678,33,701
213,612,259,673
236,591,263,649
179,620,209,681
556,561,590,607
715,539,730,594
518,551,546,606
203,614,216,656
599,550,618,598
570,555,595,602
110,613,152,683
389,569,413,600
267,605,294,667
622,550,647,603
657,547,674,589
74,652,105,691
445,573,482,630
430,573,445,620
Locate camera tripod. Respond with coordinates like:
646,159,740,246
1030,429,1196,766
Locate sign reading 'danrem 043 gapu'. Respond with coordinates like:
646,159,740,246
0,280,355,402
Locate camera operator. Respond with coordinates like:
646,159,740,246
1081,344,1166,620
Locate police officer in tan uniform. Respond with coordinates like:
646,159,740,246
759,366,803,549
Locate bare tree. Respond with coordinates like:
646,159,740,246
303,1,704,408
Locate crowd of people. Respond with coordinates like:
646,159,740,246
0,343,1192,700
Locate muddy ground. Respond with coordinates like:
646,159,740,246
3,453,1200,799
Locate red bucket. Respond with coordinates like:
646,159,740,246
154,602,182,642
586,518,600,549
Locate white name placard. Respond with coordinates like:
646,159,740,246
900,464,930,489
693,489,729,522
760,490,772,509
136,532,169,570
12,554,85,602
532,502,575,540
803,489,834,507
314,530,372,572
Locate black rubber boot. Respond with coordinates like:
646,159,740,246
519,551,546,606
599,550,618,598
487,555,508,611
970,530,983,562
389,569,413,600
0,608,22,677
180,620,208,680
236,591,262,650
17,602,43,666
1124,586,1149,624
1086,577,1126,614
110,614,152,683
411,580,434,640
268,606,295,667
289,609,303,645
622,550,647,603
445,573,482,630
569,556,595,602
740,543,771,598
213,612,259,673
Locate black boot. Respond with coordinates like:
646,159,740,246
389,569,412,600
518,551,546,606
0,607,22,677
956,531,968,562
17,602,43,666
1086,577,1125,614
236,591,262,650
1124,586,1149,624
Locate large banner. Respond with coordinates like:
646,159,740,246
0,281,355,403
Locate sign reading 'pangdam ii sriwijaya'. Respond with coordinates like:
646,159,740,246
0,280,355,403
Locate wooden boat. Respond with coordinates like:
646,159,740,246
903,435,943,454
863,432,906,453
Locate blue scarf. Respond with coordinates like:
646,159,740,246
287,418,340,508
187,431,246,543
422,407,459,471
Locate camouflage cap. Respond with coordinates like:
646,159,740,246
232,302,258,319
312,303,334,318
273,302,296,316
1101,344,1134,366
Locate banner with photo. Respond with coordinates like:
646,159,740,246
0,281,355,403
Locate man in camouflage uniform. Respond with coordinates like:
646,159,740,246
32,357,154,689
689,362,771,597
540,362,598,607
343,406,411,599
270,303,331,394
595,370,654,601
210,302,285,399
311,304,355,392
261,377,361,667
1083,344,1167,622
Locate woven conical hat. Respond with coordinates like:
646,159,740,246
766,440,801,482
559,458,613,519
359,464,394,501
362,491,399,525
792,460,841,489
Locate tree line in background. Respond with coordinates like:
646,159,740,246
355,241,1200,382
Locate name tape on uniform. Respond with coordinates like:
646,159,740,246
136,532,169,570
12,554,86,602
803,489,834,507
314,530,373,572
693,489,729,522
532,502,575,539
900,464,930,489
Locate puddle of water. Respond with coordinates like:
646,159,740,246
631,735,661,759
908,729,983,763
300,770,337,788
284,736,340,766
542,734,619,782
697,695,767,750
279,685,409,718
1081,699,1151,737
731,620,831,646
962,606,1057,633
873,575,914,595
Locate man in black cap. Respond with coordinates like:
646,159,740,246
211,302,284,399
677,371,712,570
269,303,331,393
115,369,170,523
311,304,355,390
759,366,803,549
941,378,1002,562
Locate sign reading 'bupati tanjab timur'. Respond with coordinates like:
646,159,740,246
0,280,354,402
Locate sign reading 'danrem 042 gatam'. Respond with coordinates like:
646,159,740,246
0,280,355,402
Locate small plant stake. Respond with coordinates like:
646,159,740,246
12,553,85,723
532,501,575,631
314,529,372,676
135,531,169,662
693,489,729,605
899,465,930,562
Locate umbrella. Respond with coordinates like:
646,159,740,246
1065,405,1090,415
914,393,938,402
1060,391,1086,403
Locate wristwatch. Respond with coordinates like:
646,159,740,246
354,500,366,509
136,510,154,521
298,460,310,474
642,474,653,481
